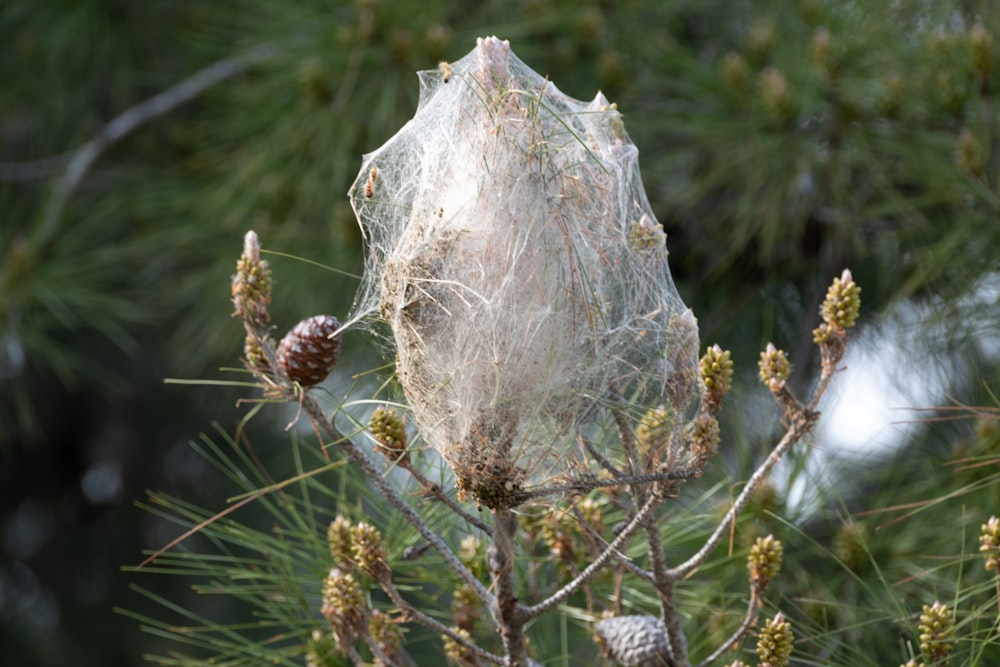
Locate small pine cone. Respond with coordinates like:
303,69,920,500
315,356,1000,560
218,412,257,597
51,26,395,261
756,612,794,667
980,515,1000,571
748,534,784,590
899,660,925,667
819,269,861,330
594,615,672,667
276,315,342,386
699,344,734,412
918,600,955,661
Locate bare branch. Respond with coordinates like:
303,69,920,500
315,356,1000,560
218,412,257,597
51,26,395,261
520,493,658,621
695,584,759,667
665,407,818,581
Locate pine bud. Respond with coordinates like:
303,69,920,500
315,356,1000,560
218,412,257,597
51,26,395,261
231,231,272,325
700,344,734,413
594,615,671,667
819,269,861,330
969,22,993,80
442,626,475,666
721,51,749,89
689,414,720,468
748,20,776,56
810,27,833,74
636,405,673,461
758,343,791,388
327,515,354,567
452,583,480,633
368,610,404,667
369,406,408,460
955,127,985,177
627,214,667,255
351,522,390,581
276,314,342,386
749,534,784,590
899,660,925,667
833,520,869,573
980,515,1000,572
321,568,366,645
756,611,794,667
918,600,955,661
759,66,793,121
305,629,338,667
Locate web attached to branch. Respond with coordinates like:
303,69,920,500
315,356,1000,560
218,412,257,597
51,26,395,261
348,37,702,504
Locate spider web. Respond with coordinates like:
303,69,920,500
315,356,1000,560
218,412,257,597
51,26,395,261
348,37,702,495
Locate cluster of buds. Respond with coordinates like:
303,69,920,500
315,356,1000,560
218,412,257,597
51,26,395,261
231,231,274,374
748,534,784,593
980,515,1000,572
369,406,408,463
326,515,391,583
918,601,956,662
758,343,792,392
442,626,476,666
700,344,734,414
813,269,861,373
328,515,355,567
635,404,673,465
833,520,869,573
688,414,721,470
368,609,406,667
231,230,272,327
321,568,367,646
627,214,667,255
756,611,794,667
452,583,481,637
351,521,391,582
969,22,993,82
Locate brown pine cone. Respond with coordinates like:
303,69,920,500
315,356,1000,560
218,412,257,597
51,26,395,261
276,315,342,386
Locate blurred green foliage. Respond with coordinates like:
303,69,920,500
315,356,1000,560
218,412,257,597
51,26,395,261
1,0,998,665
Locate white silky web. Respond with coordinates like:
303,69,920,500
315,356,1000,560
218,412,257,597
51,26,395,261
348,37,702,503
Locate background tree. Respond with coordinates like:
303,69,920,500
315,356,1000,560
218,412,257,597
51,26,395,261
1,1,997,665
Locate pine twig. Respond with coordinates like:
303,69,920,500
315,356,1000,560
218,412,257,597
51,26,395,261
397,457,493,535
520,493,659,621
665,404,819,582
374,552,506,665
695,583,759,667
299,391,494,605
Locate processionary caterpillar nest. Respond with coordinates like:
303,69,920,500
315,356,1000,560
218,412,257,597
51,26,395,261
348,37,702,507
